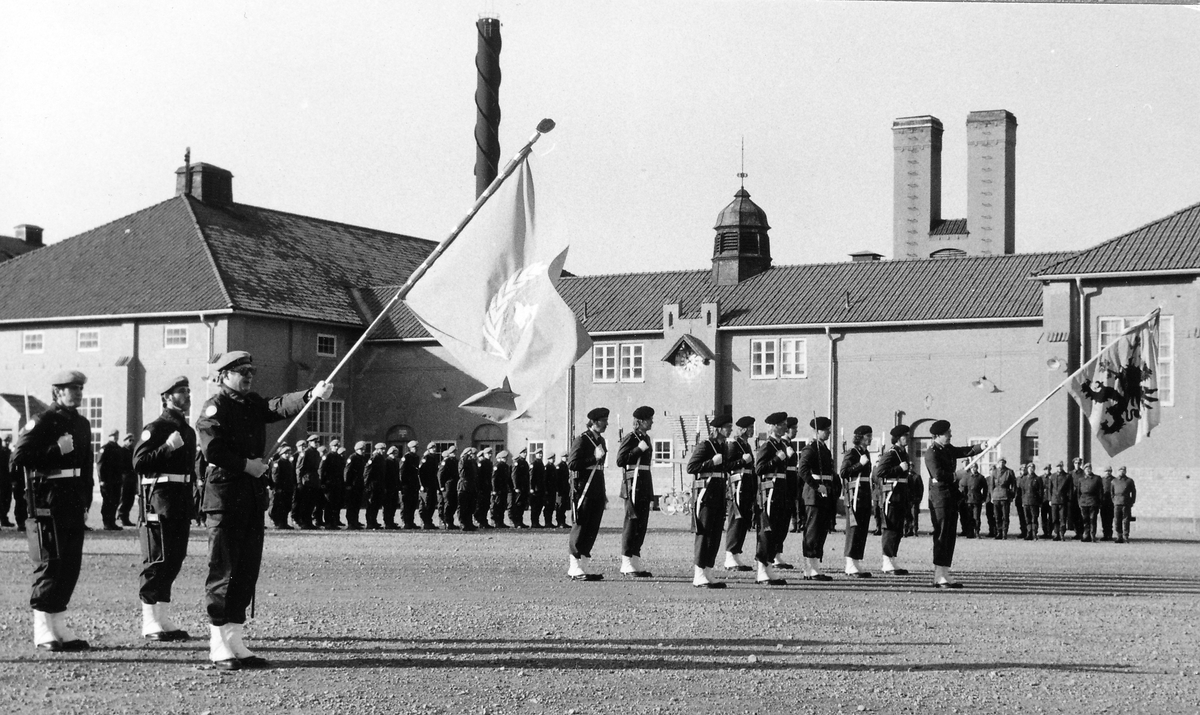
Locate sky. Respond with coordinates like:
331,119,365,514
3,1,1200,277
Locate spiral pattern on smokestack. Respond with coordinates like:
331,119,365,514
474,17,502,199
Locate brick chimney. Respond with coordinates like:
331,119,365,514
14,224,43,246
175,163,233,205
892,115,943,260
967,110,1017,255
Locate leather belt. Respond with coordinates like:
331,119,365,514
37,468,81,479
623,467,652,474
856,477,871,483
141,473,192,485
814,474,834,482
760,473,786,482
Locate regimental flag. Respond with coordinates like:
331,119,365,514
404,159,590,423
1067,310,1161,457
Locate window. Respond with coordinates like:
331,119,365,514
619,344,644,382
77,329,99,352
750,339,776,379
593,343,644,383
23,331,44,354
1021,420,1039,465
969,438,1000,474
652,439,673,464
305,400,344,444
1097,314,1173,406
592,345,617,382
165,326,188,348
82,396,103,453
317,334,337,357
780,338,807,378
527,441,546,459
433,441,458,454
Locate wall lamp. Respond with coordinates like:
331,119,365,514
971,376,1001,393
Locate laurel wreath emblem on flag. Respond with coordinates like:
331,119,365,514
482,264,545,359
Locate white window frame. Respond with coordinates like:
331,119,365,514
77,329,100,352
750,338,777,379
969,438,999,474
433,440,458,454
619,343,644,382
317,333,337,357
527,441,546,459
1097,314,1173,407
780,337,808,379
592,344,617,383
164,326,189,349
83,396,103,453
652,439,673,465
23,331,44,354
305,399,344,444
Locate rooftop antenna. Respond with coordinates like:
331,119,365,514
738,136,747,189
183,147,193,195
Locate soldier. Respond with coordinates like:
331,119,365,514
567,408,610,581
293,435,321,529
1069,457,1086,540
988,458,1017,540
384,446,402,529
437,444,460,529
529,450,545,528
399,440,421,529
1111,466,1136,543
1014,463,1030,538
906,467,924,537
363,443,388,529
923,420,986,589
0,433,12,528
509,449,531,529
539,452,557,527
416,443,440,530
753,412,791,586
473,448,493,528
1039,464,1054,538
962,462,987,539
722,416,757,572
98,430,125,530
871,455,885,538
456,447,478,532
267,445,295,529
1016,463,1044,541
798,416,837,581
133,375,197,641
117,433,137,527
687,415,731,588
319,438,346,530
1048,461,1073,541
555,454,571,528
1076,464,1103,542
195,350,332,670
616,406,656,577
13,370,95,652
1099,466,1116,541
773,416,800,570
343,441,368,530
491,450,512,528
840,424,874,579
875,424,913,575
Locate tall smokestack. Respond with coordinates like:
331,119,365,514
474,16,502,198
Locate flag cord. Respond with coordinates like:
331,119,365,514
271,119,556,450
965,306,1161,470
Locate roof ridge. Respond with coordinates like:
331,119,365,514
1032,198,1200,276
183,195,235,309
229,202,438,247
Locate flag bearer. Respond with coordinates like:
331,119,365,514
923,420,986,589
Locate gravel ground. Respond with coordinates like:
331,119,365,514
1,513,1198,715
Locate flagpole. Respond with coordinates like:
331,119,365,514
966,306,1161,469
271,118,557,450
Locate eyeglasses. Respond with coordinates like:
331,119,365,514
231,367,257,377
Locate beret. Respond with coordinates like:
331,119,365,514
354,440,369,451
108,429,120,437
785,416,799,428
426,442,438,451
547,453,556,461
853,424,872,437
51,370,88,387
374,442,387,450
279,444,292,452
735,416,755,429
587,407,610,421
764,412,788,426
210,351,253,372
387,446,400,454
159,375,189,395
294,440,306,448
632,405,655,420
710,415,732,429
407,440,419,448
443,445,456,454
929,419,951,436
890,424,911,439
810,416,832,431
496,450,509,460
123,433,135,441
306,434,321,443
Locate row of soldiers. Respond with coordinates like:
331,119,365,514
263,440,575,532
953,458,1138,543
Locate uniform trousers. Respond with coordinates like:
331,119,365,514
1114,505,1132,539
1040,503,1053,537
880,494,905,558
321,484,343,526
529,490,544,526
965,503,984,537
139,516,190,603
344,488,363,527
119,472,137,522
906,503,920,536
100,480,122,525
1022,505,1041,538
802,500,833,559
984,502,996,536
382,488,399,528
456,487,475,528
474,484,492,527
418,483,438,527
1080,505,1098,540
755,478,789,565
568,480,604,559
204,509,263,625
490,490,509,526
29,511,86,612
692,480,726,568
843,488,873,560
554,490,569,527
291,482,320,527
724,475,755,555
0,474,10,524
1069,501,1084,537
11,479,27,526
992,500,1011,538
1100,500,1115,539
1016,498,1029,536
1051,504,1069,538
438,480,458,527
508,491,529,527
399,484,419,527
268,487,293,527
928,503,958,568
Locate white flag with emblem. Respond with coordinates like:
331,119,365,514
404,159,590,423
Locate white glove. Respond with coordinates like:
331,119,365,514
899,461,909,472
245,458,269,479
312,380,334,400
165,431,185,451
859,454,869,466
56,434,74,455
786,447,795,458
742,453,752,464
638,440,651,452
594,447,605,460
712,454,724,466
818,484,828,497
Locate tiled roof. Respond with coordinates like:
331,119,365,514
0,236,39,262
365,251,1076,339
930,218,968,236
1032,200,1200,278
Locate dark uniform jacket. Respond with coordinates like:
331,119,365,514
616,430,654,502
476,457,493,494
343,451,366,496
10,402,94,520
195,385,309,515
319,450,346,492
363,452,388,500
1018,471,1044,506
687,437,728,477
1048,470,1074,505
400,451,420,490
492,460,512,493
133,407,197,521
568,430,607,503
512,456,530,494
923,441,982,509
385,454,400,493
458,455,477,493
438,454,459,488
963,470,988,505
1110,476,1136,505
98,440,125,486
872,444,910,513
839,445,873,510
418,451,439,493
1077,472,1103,507
988,467,1017,502
296,446,320,488
530,458,545,496
798,439,836,506
555,460,571,496
268,455,296,492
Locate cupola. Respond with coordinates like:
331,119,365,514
711,187,771,285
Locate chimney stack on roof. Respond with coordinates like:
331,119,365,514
892,115,944,261
14,224,43,246
175,162,233,206
474,16,502,199
967,110,1017,255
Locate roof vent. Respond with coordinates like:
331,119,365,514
849,250,883,263
175,163,233,206
14,224,43,246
